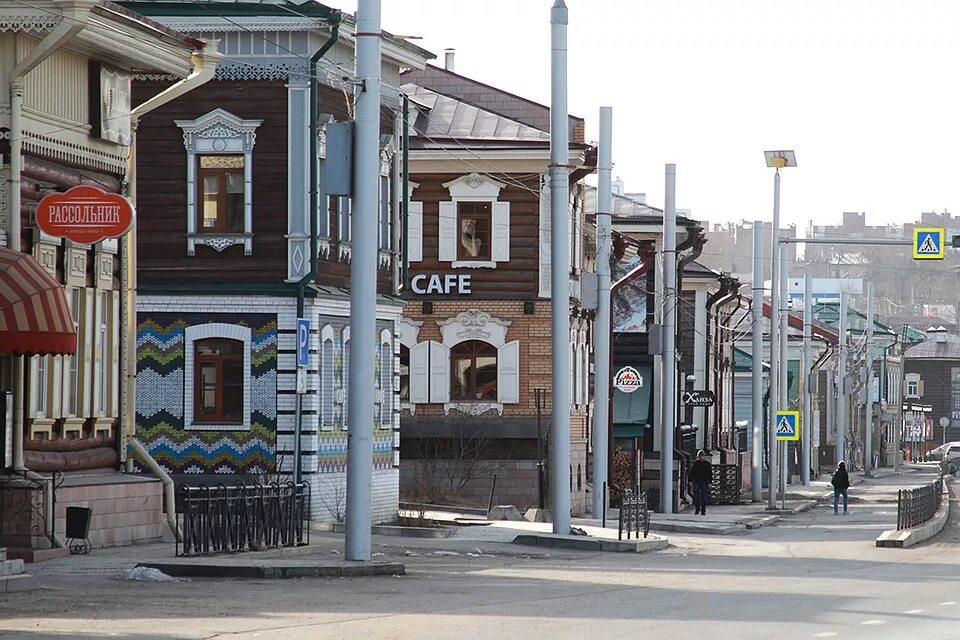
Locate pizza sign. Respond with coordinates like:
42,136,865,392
614,366,643,394
35,185,135,244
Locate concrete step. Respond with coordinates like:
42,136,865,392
0,559,25,577
0,573,39,593
6,547,70,563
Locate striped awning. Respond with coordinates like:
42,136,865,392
0,247,76,355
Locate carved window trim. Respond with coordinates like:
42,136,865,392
176,109,263,257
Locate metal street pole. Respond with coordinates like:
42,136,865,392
345,0,381,561
767,170,780,510
837,291,848,466
865,283,874,474
779,240,789,493
801,272,812,485
751,221,764,501
661,164,677,514
549,0,571,534
592,106,612,520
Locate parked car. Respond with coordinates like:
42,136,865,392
928,442,960,462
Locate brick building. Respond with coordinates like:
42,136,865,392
397,64,595,515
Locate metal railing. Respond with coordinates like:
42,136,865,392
897,478,942,530
618,489,649,540
176,482,310,557
0,470,62,548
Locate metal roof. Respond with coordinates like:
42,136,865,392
404,85,549,142
904,335,960,360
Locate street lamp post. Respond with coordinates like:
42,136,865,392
763,150,796,510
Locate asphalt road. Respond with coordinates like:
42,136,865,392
2,469,957,640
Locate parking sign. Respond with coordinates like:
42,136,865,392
297,318,310,368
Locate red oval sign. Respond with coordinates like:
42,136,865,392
36,185,134,244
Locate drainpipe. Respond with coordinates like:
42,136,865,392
296,15,342,318
120,42,221,479
706,276,735,450
401,93,410,289
130,438,181,541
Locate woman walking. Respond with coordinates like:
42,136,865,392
831,461,850,515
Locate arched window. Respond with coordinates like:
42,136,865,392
320,326,335,430
380,330,393,426
194,338,243,423
450,340,497,401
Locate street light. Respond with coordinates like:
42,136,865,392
764,149,796,510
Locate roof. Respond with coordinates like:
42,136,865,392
403,85,550,143
401,64,584,142
761,301,839,342
97,1,205,50
904,335,960,360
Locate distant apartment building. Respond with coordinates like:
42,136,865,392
700,220,797,281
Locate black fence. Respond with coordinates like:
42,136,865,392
0,470,62,548
176,482,310,557
618,489,649,540
897,478,942,531
710,464,741,505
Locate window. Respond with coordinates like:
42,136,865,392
98,292,109,416
905,373,921,399
321,326,334,430
198,155,245,233
399,345,410,402
450,340,498,401
194,338,244,423
457,202,491,261
67,288,80,416
35,355,47,417
342,329,350,430
380,331,392,426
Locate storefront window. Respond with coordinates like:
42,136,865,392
457,202,491,261
450,340,497,401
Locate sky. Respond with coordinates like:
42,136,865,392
324,0,960,233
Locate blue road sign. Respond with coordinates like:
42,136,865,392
913,227,945,260
297,318,310,368
775,410,800,442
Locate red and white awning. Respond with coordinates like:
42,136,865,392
0,247,76,355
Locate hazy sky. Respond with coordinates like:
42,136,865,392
325,1,960,232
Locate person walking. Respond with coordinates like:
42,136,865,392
832,460,850,515
690,450,712,516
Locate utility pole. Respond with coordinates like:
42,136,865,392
549,0,571,534
661,164,677,514
345,0,381,562
865,283,874,475
767,170,780,510
779,241,789,492
801,272,812,485
592,106,612,520
837,291,848,466
751,221,764,501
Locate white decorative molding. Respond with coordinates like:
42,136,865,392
452,260,496,269
379,250,392,269
0,165,7,246
176,109,262,257
396,317,423,348
0,14,62,32
538,172,551,298
442,173,505,199
183,323,252,431
444,402,503,417
317,237,332,259
22,130,127,174
438,309,511,348
339,242,352,263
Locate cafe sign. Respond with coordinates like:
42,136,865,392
36,186,135,244
614,366,643,394
411,273,472,295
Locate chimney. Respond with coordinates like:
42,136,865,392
937,326,948,343
444,48,455,72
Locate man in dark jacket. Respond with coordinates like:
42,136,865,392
689,450,712,516
832,461,850,515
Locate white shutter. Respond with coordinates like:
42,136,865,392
409,341,430,404
408,201,423,262
497,340,520,404
428,340,450,403
438,201,457,262
492,201,510,262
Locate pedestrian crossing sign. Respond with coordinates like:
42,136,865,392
775,410,800,441
913,227,945,260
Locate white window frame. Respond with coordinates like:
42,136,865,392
379,329,393,428
33,355,48,418
905,373,921,399
65,287,81,417
175,108,263,257
183,323,253,431
320,325,335,431
341,326,350,430
98,290,108,417
440,173,510,269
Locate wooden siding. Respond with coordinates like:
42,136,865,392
904,358,958,443
408,173,541,299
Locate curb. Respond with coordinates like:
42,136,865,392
137,561,405,579
512,533,668,553
312,523,453,539
875,478,952,549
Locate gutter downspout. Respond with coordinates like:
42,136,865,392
706,277,735,450
130,438,180,541
401,93,409,290
122,43,221,541
296,15,341,318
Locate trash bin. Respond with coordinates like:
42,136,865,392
65,506,92,540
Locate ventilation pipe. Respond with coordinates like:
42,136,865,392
444,48,455,71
